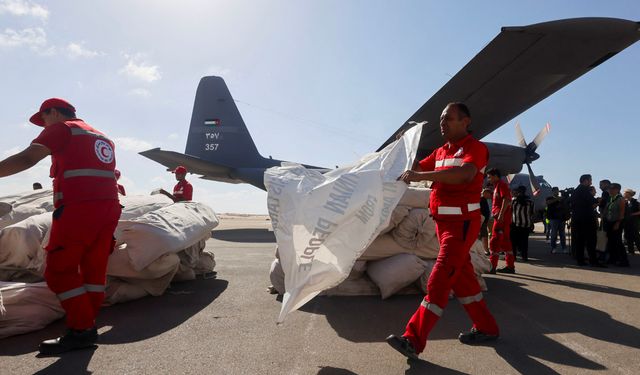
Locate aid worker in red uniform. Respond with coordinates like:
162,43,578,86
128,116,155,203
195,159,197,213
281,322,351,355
0,98,121,355
386,102,499,360
159,165,193,202
487,168,515,274
115,169,126,196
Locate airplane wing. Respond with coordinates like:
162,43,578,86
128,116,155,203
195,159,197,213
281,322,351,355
139,148,242,184
377,17,640,158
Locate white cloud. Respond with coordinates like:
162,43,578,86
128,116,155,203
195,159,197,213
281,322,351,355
0,27,46,48
167,133,180,140
120,55,161,82
67,42,102,59
0,0,48,20
113,137,153,152
128,88,151,97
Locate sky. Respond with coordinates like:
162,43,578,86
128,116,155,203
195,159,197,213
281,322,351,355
0,0,638,214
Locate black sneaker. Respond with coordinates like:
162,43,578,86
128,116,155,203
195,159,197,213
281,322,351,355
458,328,499,344
488,267,496,275
496,266,515,274
385,334,418,360
39,327,98,355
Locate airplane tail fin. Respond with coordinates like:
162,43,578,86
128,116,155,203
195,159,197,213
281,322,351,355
185,76,264,167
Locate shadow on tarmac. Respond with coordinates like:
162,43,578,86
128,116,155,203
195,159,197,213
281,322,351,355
302,275,639,373
316,366,359,375
0,278,228,359
486,276,639,374
212,228,275,243
33,346,96,375
405,358,467,375
507,272,640,299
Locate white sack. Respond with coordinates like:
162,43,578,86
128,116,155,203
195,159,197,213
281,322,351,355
321,275,380,296
0,212,51,281
265,126,422,322
119,194,173,221
359,233,412,261
105,250,181,304
379,205,411,234
415,261,437,294
397,187,430,208
269,258,285,295
469,240,491,274
0,189,54,230
0,281,64,339
115,202,219,271
366,253,429,299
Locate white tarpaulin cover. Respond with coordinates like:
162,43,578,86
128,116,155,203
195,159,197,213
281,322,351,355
265,126,422,323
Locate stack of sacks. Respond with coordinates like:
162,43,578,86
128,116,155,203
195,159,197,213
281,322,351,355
0,212,50,282
0,190,219,337
269,186,491,298
107,201,219,304
0,189,54,230
0,281,64,339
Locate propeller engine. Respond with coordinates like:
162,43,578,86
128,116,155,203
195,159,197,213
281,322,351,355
514,122,550,195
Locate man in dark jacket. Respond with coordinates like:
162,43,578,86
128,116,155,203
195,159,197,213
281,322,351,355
571,174,605,267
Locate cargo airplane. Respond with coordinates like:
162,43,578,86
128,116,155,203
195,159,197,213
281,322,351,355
140,18,639,195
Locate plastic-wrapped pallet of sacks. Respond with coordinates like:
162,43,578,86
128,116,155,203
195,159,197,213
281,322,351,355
0,189,54,230
0,212,51,282
114,202,219,271
0,281,64,339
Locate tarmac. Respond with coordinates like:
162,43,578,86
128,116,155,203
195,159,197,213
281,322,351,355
1,215,639,375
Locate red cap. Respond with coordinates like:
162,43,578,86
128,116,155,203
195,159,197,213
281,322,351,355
173,166,187,174
29,98,76,126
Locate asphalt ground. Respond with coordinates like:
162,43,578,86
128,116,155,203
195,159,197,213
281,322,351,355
1,216,639,375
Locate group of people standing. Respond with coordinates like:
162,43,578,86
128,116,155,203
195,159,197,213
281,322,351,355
571,176,636,267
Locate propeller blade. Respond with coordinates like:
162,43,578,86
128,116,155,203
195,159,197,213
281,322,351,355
530,123,551,151
526,163,541,196
515,122,527,148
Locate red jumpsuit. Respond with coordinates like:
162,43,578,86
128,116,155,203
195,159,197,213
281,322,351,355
33,119,121,331
402,134,499,354
173,179,193,201
489,179,514,269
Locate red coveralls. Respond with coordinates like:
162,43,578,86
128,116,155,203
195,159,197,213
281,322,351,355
33,120,121,331
489,179,514,269
403,134,499,354
173,180,193,201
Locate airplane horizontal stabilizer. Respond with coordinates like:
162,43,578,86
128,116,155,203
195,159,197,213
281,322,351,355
139,148,243,184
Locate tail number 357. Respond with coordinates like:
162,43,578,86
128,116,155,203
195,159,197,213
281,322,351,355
205,143,219,151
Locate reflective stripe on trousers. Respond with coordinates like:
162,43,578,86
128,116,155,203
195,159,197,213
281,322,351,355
458,292,483,305
421,299,443,317
57,284,105,301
